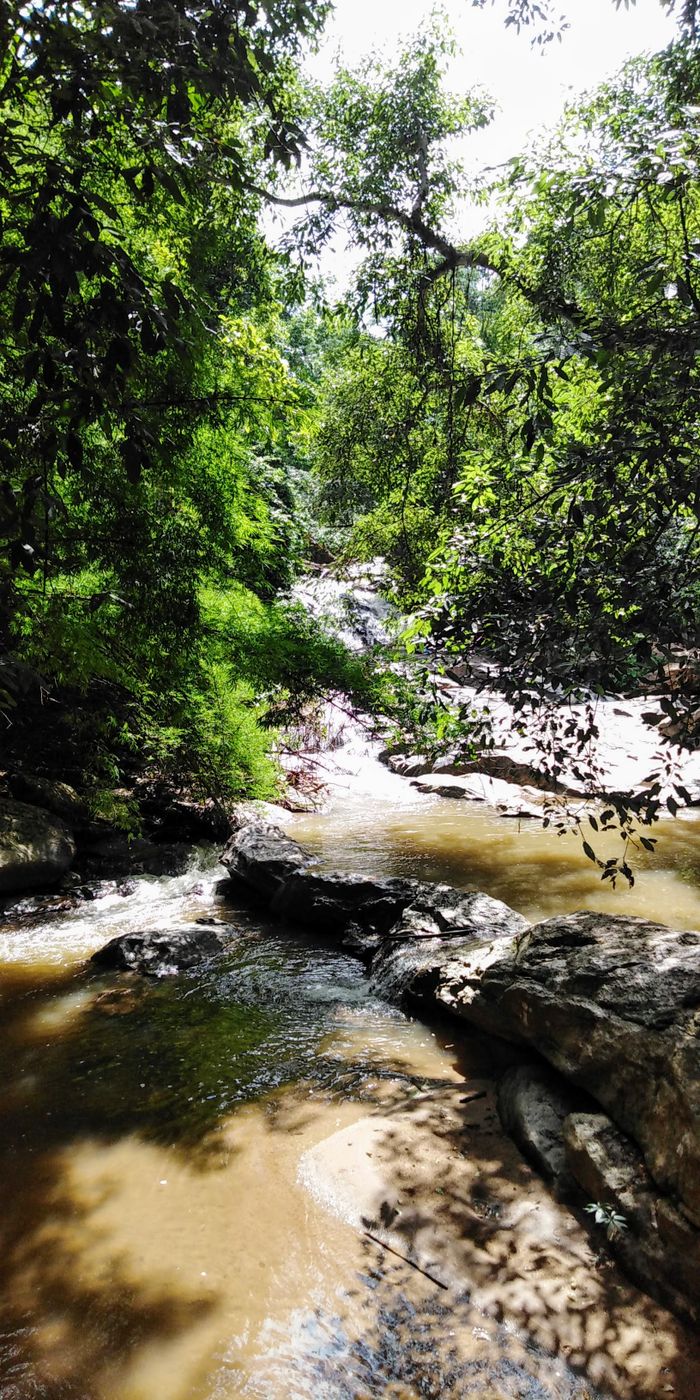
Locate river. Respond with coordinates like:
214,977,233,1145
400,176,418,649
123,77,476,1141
1,735,700,1397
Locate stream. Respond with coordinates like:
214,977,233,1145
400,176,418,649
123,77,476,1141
2,731,700,1398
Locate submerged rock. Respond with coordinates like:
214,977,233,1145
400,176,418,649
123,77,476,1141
90,926,226,976
221,822,314,896
0,798,76,893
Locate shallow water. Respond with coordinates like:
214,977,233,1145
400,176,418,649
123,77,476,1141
1,747,699,1399
286,736,700,929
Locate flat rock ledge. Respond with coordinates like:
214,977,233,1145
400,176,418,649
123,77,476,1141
220,820,700,1323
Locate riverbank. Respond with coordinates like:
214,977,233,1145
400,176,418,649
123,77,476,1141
2,853,698,1400
219,815,700,1332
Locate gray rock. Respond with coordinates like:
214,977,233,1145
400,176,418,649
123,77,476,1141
271,869,423,938
221,822,314,896
90,926,225,976
497,1063,587,1188
80,835,192,880
407,910,700,1229
6,773,97,832
370,886,529,1002
0,798,76,893
564,1111,700,1323
387,754,434,778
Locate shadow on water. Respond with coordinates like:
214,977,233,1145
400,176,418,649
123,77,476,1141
0,886,698,1398
0,918,382,1398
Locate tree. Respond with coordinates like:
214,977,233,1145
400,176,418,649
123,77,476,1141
294,23,700,875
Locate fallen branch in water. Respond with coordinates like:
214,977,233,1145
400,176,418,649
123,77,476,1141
380,926,488,943
363,1230,449,1290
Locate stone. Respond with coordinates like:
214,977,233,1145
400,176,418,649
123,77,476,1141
0,798,76,893
387,754,434,778
7,773,95,831
405,910,700,1229
412,773,544,818
564,1111,700,1323
221,821,314,897
271,869,424,938
497,1063,588,1188
90,926,225,976
80,835,193,880
370,886,529,1002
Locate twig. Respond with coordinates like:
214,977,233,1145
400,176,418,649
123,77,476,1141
363,1231,449,1290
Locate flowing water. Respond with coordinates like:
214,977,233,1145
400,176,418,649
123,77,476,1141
2,737,700,1398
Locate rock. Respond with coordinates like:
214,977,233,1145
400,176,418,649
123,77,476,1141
387,754,434,778
271,870,424,939
221,821,314,897
144,797,230,843
412,772,544,818
564,1111,700,1323
6,773,94,831
79,835,192,880
497,1063,588,1188
90,926,226,976
370,886,529,1002
0,798,76,893
408,910,700,1229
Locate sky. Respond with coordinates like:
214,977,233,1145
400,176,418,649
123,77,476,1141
266,0,678,282
309,0,675,170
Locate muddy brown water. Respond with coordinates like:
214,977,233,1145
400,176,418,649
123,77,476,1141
1,755,699,1399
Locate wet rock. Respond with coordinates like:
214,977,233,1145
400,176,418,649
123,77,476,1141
497,1063,588,1188
386,754,434,778
221,822,315,896
90,926,225,976
413,910,700,1229
271,869,424,938
0,798,76,893
370,887,528,1002
564,1111,700,1323
412,773,544,818
340,920,383,961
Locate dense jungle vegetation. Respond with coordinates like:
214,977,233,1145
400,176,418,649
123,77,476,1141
1,0,700,836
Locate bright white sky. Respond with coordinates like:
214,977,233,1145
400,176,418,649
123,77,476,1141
267,0,677,284
310,0,675,170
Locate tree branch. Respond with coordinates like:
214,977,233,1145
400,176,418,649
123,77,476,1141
247,182,501,277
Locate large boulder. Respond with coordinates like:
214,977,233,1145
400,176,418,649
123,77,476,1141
90,926,226,976
497,1063,589,1188
370,885,529,1002
564,1111,700,1323
221,822,314,897
0,798,76,893
393,909,700,1229
271,870,425,939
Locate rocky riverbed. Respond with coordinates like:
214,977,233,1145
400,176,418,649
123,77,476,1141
212,817,700,1327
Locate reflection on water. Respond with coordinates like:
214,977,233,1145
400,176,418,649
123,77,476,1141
0,746,699,1398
